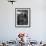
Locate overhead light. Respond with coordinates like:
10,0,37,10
8,0,16,4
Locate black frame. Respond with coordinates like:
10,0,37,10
15,8,31,28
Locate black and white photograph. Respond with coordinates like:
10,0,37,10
15,8,31,27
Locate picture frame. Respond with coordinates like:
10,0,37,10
15,8,31,28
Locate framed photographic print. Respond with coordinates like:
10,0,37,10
15,8,31,28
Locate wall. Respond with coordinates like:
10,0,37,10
0,0,46,42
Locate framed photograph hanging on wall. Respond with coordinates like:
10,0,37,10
15,8,31,28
